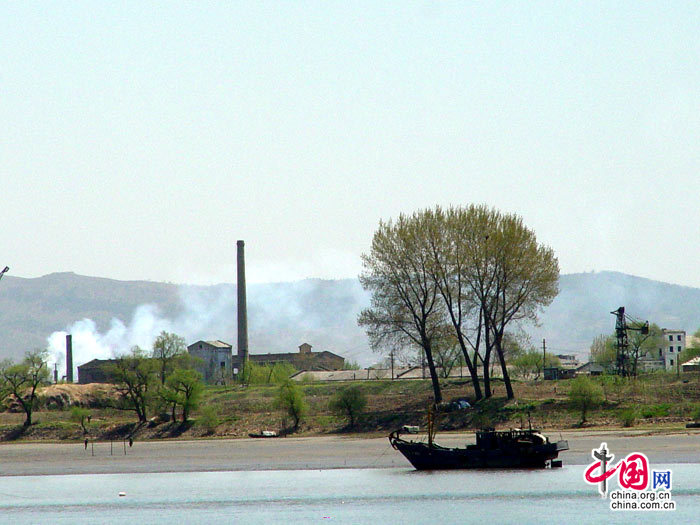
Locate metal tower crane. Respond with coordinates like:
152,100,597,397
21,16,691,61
611,306,649,376
0,266,8,282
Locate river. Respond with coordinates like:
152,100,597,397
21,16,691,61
0,465,696,524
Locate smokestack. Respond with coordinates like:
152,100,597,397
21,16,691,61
237,240,248,363
65,334,73,383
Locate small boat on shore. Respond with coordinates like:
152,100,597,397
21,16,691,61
389,427,569,470
248,430,279,438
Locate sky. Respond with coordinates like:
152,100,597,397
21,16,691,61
2,2,699,287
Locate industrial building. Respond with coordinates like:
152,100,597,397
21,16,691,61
188,340,345,383
77,358,119,384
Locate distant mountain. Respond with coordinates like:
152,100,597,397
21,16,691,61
526,271,700,355
1,271,699,365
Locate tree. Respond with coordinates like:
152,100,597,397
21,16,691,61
628,323,663,377
512,350,560,380
152,331,187,385
431,334,462,378
343,360,361,371
591,324,663,377
276,380,307,431
470,209,559,399
0,351,50,426
70,406,91,434
109,347,158,424
164,368,203,423
329,386,367,428
568,375,603,425
681,346,700,365
359,213,445,403
500,331,527,364
359,205,559,402
680,328,700,365
423,207,483,399
590,334,617,369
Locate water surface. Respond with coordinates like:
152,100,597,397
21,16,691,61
0,465,696,524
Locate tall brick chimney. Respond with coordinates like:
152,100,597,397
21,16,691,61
237,240,248,363
65,334,73,383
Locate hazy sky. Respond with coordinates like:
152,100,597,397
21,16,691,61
2,2,698,286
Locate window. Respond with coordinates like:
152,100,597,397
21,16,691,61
659,349,662,358
668,335,673,341
669,346,674,352
670,359,674,367
678,346,682,352
220,361,226,368
677,335,682,341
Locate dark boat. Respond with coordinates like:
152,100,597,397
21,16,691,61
389,427,569,470
248,430,279,438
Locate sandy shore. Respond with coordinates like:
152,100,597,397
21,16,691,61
1,430,698,476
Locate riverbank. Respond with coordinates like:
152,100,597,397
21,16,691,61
1,430,698,476
3,374,700,444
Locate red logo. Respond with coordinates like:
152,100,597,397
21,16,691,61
585,452,649,490
584,443,650,496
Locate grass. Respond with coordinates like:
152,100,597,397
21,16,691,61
2,372,700,442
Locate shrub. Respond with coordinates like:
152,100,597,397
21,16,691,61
641,403,671,419
618,408,637,428
70,407,91,434
240,362,297,385
691,405,700,422
568,376,604,424
196,405,220,434
276,381,307,431
329,386,367,428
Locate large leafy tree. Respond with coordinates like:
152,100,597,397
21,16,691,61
358,213,445,403
424,207,483,398
478,210,559,398
0,350,50,426
359,205,559,402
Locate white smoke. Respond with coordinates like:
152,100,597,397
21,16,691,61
46,278,374,381
46,305,175,379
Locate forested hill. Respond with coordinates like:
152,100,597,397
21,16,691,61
0,271,699,363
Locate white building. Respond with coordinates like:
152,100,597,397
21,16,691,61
660,329,686,371
638,329,686,372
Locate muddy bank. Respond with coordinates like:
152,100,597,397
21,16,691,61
1,430,698,477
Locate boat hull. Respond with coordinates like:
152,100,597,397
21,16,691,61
390,436,569,470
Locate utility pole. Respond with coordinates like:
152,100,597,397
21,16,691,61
390,349,394,380
542,338,546,378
